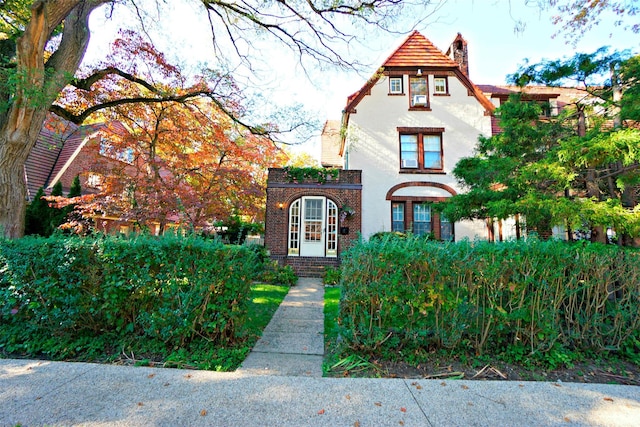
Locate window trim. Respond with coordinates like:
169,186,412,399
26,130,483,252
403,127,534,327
409,76,430,109
433,76,449,96
388,76,404,95
389,199,454,241
397,127,445,172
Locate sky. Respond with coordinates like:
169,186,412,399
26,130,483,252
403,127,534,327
84,0,639,158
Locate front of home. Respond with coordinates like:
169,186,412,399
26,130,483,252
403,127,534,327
264,31,579,275
338,31,495,241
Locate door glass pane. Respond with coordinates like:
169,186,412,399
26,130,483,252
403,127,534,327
304,199,323,242
288,199,300,255
326,200,338,256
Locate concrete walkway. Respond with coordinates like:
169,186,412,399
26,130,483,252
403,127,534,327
237,277,325,377
1,276,639,426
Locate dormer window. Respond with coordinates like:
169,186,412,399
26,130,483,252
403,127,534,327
389,77,403,94
409,77,429,108
434,77,448,95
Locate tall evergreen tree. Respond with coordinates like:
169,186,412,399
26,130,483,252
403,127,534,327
444,50,640,244
24,187,48,236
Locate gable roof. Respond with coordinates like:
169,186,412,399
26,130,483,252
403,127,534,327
24,114,105,200
343,31,495,115
382,30,460,68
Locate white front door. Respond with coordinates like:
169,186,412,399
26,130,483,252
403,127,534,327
300,197,325,257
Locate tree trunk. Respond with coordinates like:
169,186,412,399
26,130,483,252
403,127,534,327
0,0,106,238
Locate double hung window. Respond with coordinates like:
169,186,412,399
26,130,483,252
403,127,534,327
433,77,448,95
399,129,444,171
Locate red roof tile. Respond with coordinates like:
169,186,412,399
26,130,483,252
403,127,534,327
382,30,459,68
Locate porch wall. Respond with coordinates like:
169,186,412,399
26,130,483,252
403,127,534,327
265,168,362,277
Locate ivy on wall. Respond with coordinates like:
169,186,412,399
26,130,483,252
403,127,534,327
283,166,339,184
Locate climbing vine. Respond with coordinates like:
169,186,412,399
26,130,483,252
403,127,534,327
283,166,339,184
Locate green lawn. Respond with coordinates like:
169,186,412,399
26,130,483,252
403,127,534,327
323,286,341,375
245,283,290,334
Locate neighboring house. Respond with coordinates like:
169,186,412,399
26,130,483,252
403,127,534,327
24,114,104,201
24,114,142,234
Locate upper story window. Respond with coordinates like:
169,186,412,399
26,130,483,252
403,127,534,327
409,77,428,108
100,140,134,164
86,173,103,188
398,128,444,172
434,77,448,95
389,77,403,94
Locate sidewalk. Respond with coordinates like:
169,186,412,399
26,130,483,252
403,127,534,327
1,277,639,426
237,277,325,377
1,358,639,426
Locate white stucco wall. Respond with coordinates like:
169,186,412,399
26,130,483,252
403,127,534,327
345,73,492,240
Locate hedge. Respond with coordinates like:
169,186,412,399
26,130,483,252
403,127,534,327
0,234,257,359
338,236,640,361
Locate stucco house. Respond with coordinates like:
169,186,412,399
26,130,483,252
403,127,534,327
264,31,580,275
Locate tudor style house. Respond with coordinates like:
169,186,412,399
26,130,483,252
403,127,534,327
25,114,144,234
265,31,581,275
329,31,496,240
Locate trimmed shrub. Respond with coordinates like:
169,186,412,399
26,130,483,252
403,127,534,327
0,234,257,359
338,237,640,364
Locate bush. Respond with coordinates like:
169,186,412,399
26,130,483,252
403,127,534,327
0,234,257,360
323,266,341,286
258,262,298,286
338,237,640,366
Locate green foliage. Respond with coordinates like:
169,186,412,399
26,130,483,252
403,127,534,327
448,50,640,242
337,237,640,369
212,215,263,244
258,262,298,286
282,166,339,184
68,175,82,198
24,188,49,236
24,179,82,237
0,234,259,368
322,266,341,285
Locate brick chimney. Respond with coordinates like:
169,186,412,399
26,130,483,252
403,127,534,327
446,33,469,76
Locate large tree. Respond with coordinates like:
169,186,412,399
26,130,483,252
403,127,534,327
0,0,435,238
444,50,640,244
51,31,286,233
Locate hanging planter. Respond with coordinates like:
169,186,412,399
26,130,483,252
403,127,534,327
339,205,355,231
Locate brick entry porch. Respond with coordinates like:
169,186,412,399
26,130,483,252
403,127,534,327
264,168,362,277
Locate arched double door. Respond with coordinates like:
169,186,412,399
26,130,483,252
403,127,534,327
287,196,338,258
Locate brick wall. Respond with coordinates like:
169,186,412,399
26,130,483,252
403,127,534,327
265,168,362,276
